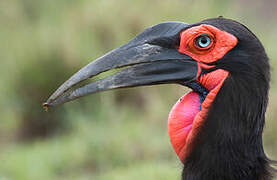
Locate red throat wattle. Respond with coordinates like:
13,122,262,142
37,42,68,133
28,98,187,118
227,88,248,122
168,69,229,163
168,24,237,163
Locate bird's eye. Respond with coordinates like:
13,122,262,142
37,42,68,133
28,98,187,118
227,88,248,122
194,34,212,49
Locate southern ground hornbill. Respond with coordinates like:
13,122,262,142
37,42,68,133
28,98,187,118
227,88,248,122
44,18,275,180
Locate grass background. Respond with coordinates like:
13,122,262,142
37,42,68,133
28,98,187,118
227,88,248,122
0,0,276,179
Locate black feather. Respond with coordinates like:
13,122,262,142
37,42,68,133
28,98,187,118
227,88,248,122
181,18,275,180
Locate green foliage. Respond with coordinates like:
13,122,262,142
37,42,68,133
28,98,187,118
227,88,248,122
0,0,276,179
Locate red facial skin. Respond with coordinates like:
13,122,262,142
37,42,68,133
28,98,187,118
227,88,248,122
168,24,238,163
179,24,238,63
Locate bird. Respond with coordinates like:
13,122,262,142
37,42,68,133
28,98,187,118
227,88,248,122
44,17,275,180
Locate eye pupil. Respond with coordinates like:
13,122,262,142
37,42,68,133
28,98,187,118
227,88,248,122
201,38,207,44
195,34,211,48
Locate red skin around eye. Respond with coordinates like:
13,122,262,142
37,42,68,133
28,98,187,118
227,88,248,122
179,24,238,63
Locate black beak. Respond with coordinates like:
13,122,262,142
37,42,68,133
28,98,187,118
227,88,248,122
43,22,198,108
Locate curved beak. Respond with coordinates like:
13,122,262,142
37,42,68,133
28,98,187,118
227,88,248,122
43,22,198,108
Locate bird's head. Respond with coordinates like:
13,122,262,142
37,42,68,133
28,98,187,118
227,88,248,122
44,18,270,163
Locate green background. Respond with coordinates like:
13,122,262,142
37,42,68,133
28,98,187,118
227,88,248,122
0,0,276,179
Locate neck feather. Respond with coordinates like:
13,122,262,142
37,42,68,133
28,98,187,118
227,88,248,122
182,73,273,180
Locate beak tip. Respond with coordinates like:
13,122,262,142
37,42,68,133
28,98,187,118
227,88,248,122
42,102,51,112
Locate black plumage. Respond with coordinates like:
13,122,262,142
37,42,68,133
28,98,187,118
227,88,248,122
182,18,274,180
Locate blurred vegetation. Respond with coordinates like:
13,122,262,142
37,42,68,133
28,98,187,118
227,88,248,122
0,0,276,179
